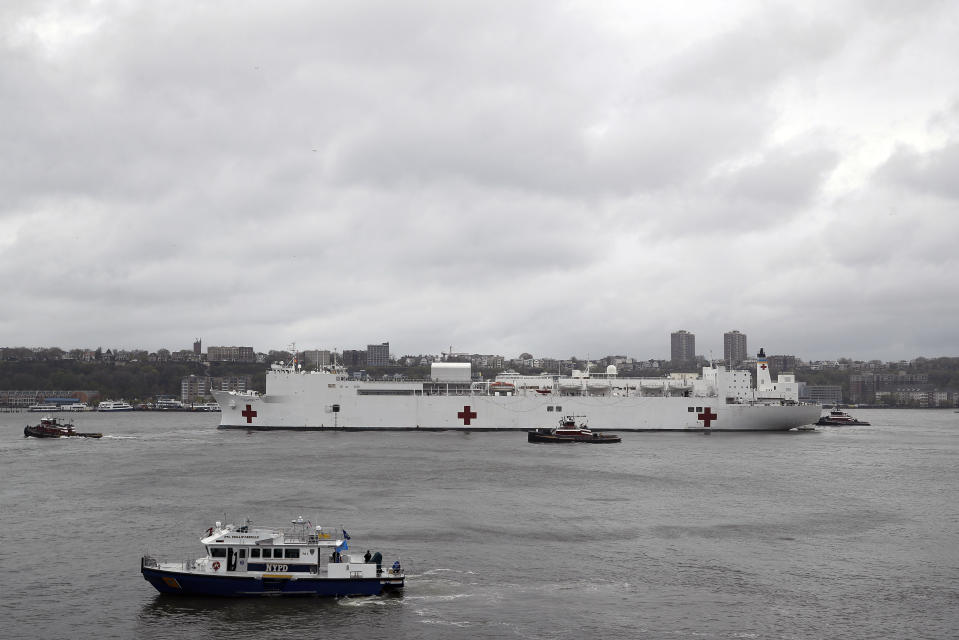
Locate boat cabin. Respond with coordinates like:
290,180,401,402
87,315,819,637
199,517,382,578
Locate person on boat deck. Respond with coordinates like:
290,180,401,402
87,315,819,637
392,560,401,573
364,550,372,563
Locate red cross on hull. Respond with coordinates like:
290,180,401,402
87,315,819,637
697,407,718,428
457,405,477,426
241,404,257,423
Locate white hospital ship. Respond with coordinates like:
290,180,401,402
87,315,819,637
212,348,819,432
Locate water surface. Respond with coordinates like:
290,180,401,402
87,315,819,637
2,409,957,639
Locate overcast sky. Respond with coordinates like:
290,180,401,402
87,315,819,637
2,1,958,362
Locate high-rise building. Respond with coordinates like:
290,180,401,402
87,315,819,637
367,342,390,366
181,374,211,403
193,338,202,356
340,350,367,368
207,346,256,362
724,330,747,367
670,330,695,364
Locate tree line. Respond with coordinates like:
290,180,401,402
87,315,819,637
0,361,266,403
2,355,957,403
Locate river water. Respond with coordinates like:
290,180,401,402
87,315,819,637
2,409,957,639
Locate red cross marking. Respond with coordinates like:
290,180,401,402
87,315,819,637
241,404,257,423
457,405,477,425
698,407,718,428
760,363,767,370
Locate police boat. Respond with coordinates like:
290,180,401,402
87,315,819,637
141,516,404,597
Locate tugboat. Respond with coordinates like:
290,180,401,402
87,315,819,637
141,516,405,597
527,415,621,444
816,407,870,426
23,416,102,439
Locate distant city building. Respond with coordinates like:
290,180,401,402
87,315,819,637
207,346,256,363
803,385,843,406
367,342,390,366
0,389,99,408
181,374,212,403
470,354,505,369
670,330,696,365
723,330,747,367
849,372,930,404
210,376,250,394
340,349,367,368
193,338,201,356
302,350,332,368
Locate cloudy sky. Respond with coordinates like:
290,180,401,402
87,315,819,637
2,1,958,361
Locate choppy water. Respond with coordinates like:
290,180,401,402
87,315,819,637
2,409,958,639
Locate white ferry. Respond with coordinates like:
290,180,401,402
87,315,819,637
27,403,60,412
141,516,404,597
191,402,221,412
154,398,185,410
97,400,134,412
211,349,820,432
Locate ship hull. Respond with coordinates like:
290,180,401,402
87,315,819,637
141,565,403,597
212,372,820,432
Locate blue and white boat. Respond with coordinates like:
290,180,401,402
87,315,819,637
141,516,405,597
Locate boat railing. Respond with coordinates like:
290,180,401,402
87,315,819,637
283,533,328,544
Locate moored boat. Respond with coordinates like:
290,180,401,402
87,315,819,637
816,408,870,426
191,402,221,412
28,403,60,412
154,398,185,410
141,516,404,597
528,416,621,444
23,416,102,439
97,400,134,412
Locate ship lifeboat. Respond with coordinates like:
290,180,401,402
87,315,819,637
489,381,516,396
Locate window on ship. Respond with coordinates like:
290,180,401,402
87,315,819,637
251,549,261,558
285,549,300,559
210,547,227,558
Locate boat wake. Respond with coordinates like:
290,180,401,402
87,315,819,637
402,593,472,602
336,596,404,608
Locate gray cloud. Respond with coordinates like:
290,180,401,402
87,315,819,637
1,1,958,360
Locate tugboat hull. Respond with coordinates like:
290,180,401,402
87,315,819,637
815,418,870,426
527,430,621,444
23,418,102,438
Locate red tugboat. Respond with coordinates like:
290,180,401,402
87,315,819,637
527,415,621,444
23,416,102,439
815,407,870,426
